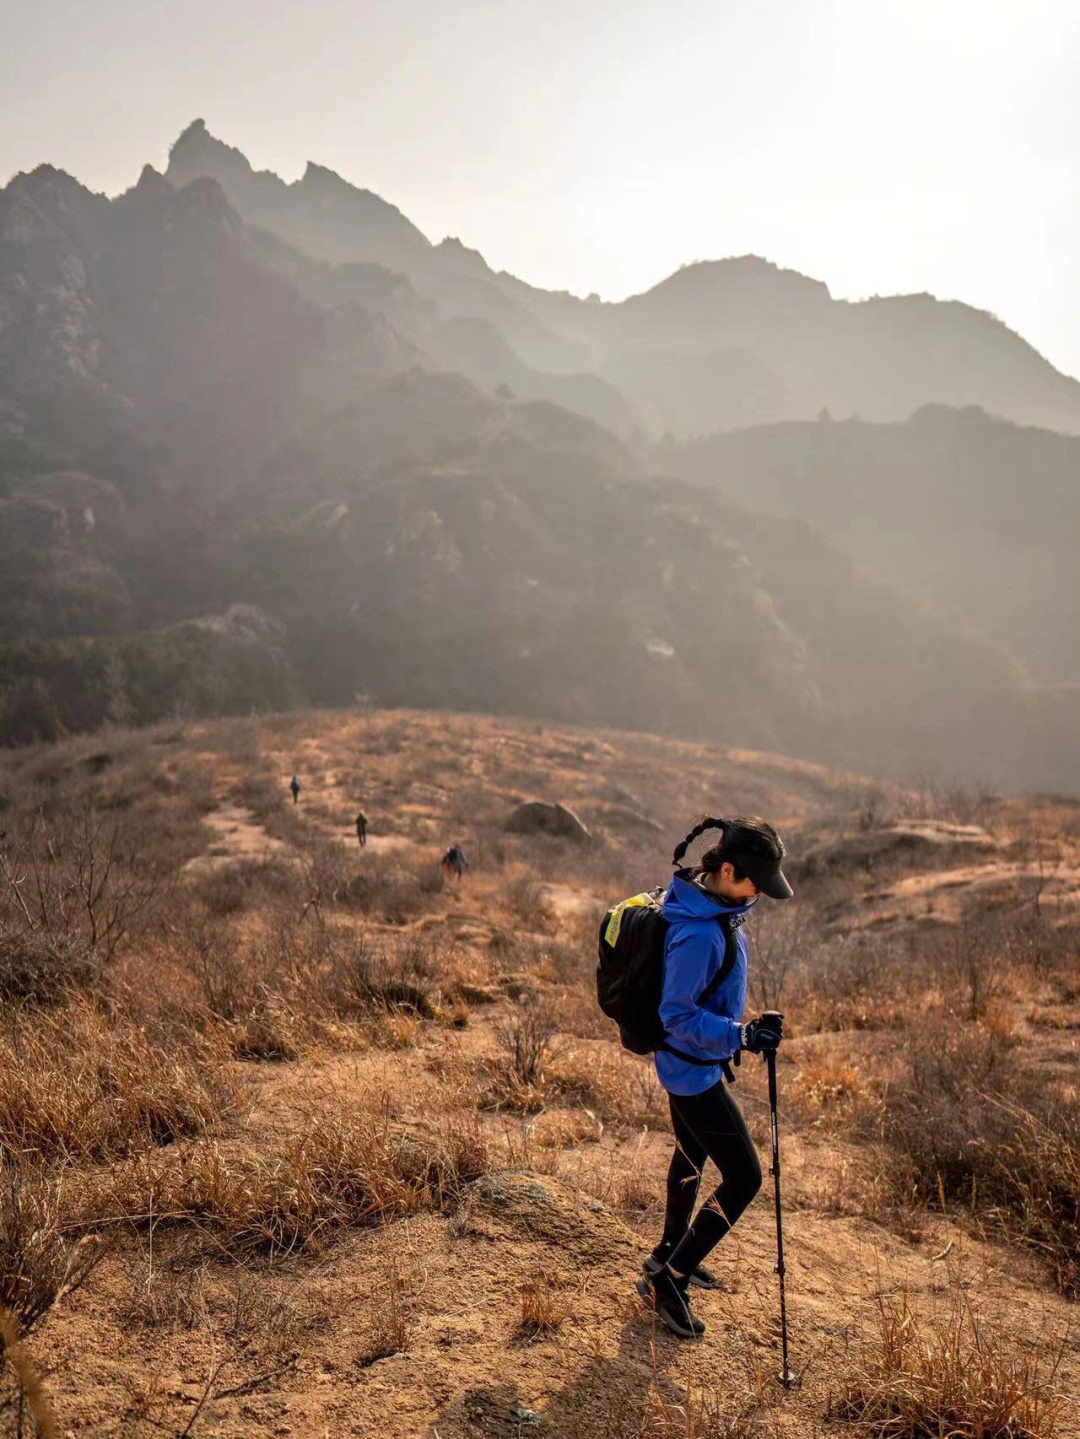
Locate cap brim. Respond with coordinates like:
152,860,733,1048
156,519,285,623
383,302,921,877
757,866,794,901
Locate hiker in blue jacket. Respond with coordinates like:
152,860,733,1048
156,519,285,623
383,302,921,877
638,816,792,1339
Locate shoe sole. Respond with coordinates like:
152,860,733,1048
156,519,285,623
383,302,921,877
642,1259,719,1291
635,1277,704,1340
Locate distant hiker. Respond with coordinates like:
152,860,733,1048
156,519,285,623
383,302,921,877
356,811,367,848
441,844,468,881
634,816,793,1339
290,775,300,805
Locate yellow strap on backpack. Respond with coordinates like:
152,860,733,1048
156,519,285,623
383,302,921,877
603,891,660,949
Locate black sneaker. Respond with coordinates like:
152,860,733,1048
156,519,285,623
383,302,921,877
636,1266,705,1339
643,1252,719,1291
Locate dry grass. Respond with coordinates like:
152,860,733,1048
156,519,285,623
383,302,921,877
789,1051,865,1128
325,932,440,1019
0,711,1077,1433
0,1001,242,1163
355,1270,410,1367
0,1303,59,1439
0,1165,103,1334
877,1023,1080,1295
78,1107,490,1260
515,1270,571,1338
831,1275,1067,1438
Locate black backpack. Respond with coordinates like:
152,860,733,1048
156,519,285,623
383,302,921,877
596,884,740,1068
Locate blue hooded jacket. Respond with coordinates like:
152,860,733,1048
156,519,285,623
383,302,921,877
654,874,753,1096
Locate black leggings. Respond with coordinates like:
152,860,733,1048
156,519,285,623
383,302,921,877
662,1080,763,1276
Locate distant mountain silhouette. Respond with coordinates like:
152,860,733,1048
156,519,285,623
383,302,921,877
162,121,1080,437
2,145,1078,792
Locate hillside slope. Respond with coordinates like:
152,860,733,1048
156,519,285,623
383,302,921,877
2,708,1077,1437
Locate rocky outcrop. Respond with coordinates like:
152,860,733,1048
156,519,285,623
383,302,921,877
503,802,591,843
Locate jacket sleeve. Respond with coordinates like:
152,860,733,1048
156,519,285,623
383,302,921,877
658,928,742,1061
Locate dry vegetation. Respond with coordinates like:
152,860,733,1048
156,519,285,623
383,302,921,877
0,708,1077,1436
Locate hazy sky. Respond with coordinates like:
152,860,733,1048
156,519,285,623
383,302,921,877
5,0,1080,376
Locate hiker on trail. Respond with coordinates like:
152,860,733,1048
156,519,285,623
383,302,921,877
289,775,300,805
637,816,792,1339
441,843,468,881
356,811,367,848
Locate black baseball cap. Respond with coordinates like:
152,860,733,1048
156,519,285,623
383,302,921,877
728,823,794,901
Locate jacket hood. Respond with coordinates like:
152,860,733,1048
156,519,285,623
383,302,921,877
660,873,756,924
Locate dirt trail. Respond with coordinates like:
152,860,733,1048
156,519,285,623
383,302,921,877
179,803,290,880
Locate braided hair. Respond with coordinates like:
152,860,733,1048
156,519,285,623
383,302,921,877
672,814,784,881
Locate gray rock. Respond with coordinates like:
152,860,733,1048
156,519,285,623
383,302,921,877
503,801,591,843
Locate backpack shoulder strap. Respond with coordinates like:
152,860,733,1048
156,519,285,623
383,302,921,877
696,914,741,1007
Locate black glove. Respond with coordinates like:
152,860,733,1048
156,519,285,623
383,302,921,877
741,1012,783,1054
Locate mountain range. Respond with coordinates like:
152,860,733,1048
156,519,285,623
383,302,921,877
1,120,1077,794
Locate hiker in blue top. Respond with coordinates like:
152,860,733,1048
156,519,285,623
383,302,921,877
638,816,793,1339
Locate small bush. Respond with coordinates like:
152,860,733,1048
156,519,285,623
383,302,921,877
0,807,155,1003
0,930,99,1006
325,934,438,1019
497,1002,556,1086
337,853,432,924
878,1022,1080,1296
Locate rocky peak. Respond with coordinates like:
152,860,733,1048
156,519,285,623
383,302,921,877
1,166,107,246
434,236,493,278
166,118,255,189
131,164,173,199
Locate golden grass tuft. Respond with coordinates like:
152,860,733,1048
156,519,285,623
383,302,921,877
515,1270,571,1338
79,1107,490,1259
354,1271,409,1367
831,1278,1066,1439
0,1303,59,1439
0,1000,243,1163
0,1165,103,1334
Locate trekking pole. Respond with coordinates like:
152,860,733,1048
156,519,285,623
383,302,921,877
761,1011,795,1390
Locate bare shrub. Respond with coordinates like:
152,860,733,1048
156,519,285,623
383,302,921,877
324,933,438,1018
877,1022,1080,1295
496,1001,556,1086
799,933,909,1033
830,1276,1066,1438
336,852,433,924
924,916,1004,1021
0,807,155,1002
745,902,809,1011
299,838,353,914
0,1002,242,1162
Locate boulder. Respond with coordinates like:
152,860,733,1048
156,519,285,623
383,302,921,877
503,800,591,843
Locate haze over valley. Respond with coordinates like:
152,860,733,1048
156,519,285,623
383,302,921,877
2,120,1079,793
